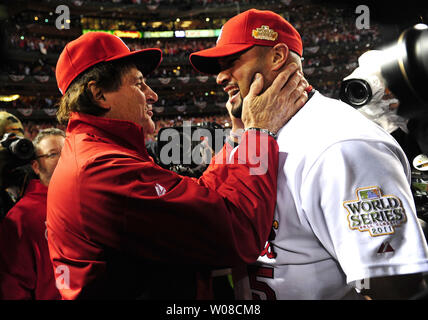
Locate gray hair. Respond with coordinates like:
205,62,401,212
33,128,66,149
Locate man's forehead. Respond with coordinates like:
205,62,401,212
39,135,65,144
218,46,257,62
124,66,144,80
134,69,144,78
36,135,64,151
219,51,245,62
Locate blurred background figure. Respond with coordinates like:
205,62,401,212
0,111,36,220
0,128,64,300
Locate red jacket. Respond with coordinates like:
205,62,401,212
0,179,61,300
47,112,278,299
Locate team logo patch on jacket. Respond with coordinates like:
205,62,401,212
343,186,407,236
155,183,166,196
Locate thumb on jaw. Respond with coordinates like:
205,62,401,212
248,73,264,97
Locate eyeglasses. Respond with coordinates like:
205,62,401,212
36,152,60,159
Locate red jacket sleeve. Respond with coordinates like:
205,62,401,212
197,130,278,262
47,130,278,296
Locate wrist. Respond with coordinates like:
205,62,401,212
225,135,239,148
230,129,242,139
244,127,277,139
228,128,243,143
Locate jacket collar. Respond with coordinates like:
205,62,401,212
66,112,149,157
25,179,48,196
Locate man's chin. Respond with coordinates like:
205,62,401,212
141,119,156,135
231,103,242,119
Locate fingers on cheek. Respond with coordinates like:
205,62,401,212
293,73,303,88
278,70,294,90
302,78,309,88
285,63,298,78
290,84,306,104
297,91,308,106
292,80,306,99
288,91,299,105
299,79,307,90
284,73,301,92
290,80,302,102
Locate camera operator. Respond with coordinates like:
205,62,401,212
0,128,64,300
340,50,425,160
340,24,428,229
0,112,36,220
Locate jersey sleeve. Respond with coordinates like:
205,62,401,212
300,139,428,284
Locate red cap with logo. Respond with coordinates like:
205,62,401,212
189,9,302,75
56,32,162,95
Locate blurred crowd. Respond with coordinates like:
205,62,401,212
2,1,384,138
22,120,67,141
0,96,56,111
72,0,282,6
21,114,231,144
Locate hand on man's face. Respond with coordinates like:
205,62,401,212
241,62,309,133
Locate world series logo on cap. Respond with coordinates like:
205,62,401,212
252,25,278,41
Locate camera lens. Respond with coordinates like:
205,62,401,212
340,79,373,108
9,138,34,160
380,25,428,118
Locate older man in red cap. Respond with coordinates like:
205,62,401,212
47,31,308,299
190,9,428,300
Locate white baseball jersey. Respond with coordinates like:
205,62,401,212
234,91,428,300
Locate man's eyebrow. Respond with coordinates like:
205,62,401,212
224,53,241,63
218,55,240,70
219,50,247,67
222,47,252,64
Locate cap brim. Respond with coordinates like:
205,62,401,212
190,43,254,75
106,47,163,76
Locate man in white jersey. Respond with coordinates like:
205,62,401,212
190,9,428,299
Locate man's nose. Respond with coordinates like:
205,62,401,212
216,70,230,86
145,86,158,104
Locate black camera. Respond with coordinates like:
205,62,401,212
340,25,428,224
340,24,428,118
340,79,373,107
0,132,36,218
148,122,227,178
0,133,35,161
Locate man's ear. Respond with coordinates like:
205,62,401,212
271,43,289,71
31,159,40,176
87,80,110,110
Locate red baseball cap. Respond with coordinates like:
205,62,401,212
189,9,302,75
56,32,162,94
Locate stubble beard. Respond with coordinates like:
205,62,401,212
230,95,243,119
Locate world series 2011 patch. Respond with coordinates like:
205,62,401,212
343,186,407,236
252,25,278,41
